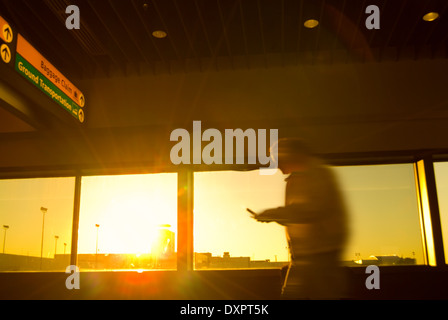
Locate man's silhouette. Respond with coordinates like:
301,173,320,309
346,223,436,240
251,138,349,299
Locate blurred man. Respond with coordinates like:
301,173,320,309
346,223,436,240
251,138,349,299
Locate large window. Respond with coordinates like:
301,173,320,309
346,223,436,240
0,162,433,272
434,162,448,264
335,164,425,265
77,173,178,270
0,177,75,271
193,164,426,269
194,170,289,269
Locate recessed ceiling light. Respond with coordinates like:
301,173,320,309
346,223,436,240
152,30,167,39
423,12,439,22
304,19,319,29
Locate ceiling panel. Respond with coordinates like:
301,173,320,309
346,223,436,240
0,0,446,79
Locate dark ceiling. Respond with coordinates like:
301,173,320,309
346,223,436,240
0,0,447,79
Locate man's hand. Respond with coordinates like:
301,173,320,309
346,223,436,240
250,208,277,223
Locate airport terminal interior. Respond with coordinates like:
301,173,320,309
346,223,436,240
1,0,448,300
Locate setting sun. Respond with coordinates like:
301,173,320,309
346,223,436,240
78,174,178,256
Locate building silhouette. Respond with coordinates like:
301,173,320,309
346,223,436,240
341,254,417,267
194,252,288,269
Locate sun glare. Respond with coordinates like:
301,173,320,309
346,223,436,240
78,173,177,255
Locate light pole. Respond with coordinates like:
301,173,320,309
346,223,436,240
54,235,59,258
95,224,100,268
40,207,48,270
95,224,100,255
2,225,9,254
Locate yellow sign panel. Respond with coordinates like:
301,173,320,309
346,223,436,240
0,16,13,43
16,34,84,108
1,43,11,63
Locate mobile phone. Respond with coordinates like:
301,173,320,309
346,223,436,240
246,208,256,215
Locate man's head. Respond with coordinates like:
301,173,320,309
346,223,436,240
271,138,315,174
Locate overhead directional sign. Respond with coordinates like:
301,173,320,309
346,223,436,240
15,53,84,122
16,34,85,109
0,15,85,124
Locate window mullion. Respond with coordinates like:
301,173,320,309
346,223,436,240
70,174,82,267
177,169,194,272
415,158,445,267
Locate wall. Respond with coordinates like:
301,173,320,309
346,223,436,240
1,266,448,300
1,58,448,172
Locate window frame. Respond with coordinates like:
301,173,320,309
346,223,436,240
0,150,446,272
430,159,448,265
0,174,77,270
